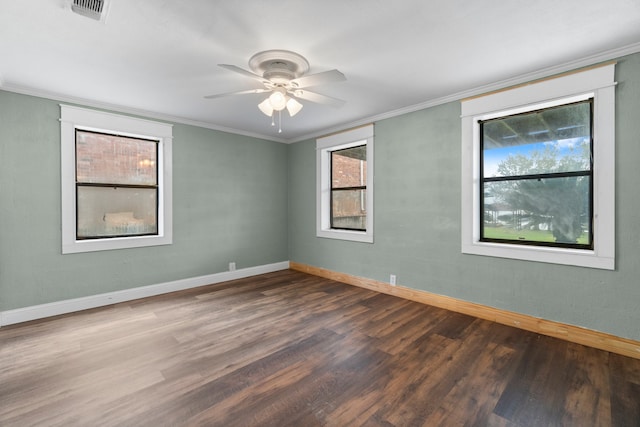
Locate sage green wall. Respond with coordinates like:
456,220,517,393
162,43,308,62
3,55,639,341
288,53,640,342
0,91,288,311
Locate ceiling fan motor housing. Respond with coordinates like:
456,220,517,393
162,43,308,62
249,50,310,84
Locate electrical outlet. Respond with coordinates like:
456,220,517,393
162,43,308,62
390,274,396,286
229,262,236,271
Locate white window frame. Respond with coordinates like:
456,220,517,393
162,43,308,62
60,105,173,254
461,64,616,270
317,124,374,243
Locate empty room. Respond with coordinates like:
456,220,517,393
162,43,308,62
1,1,640,426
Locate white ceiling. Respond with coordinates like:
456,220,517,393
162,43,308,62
2,1,640,142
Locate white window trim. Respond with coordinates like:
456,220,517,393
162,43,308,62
317,124,374,243
60,105,173,254
461,64,616,270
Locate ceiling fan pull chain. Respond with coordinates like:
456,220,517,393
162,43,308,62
278,110,283,133
271,114,275,127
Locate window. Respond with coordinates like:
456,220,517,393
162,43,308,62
317,125,374,242
480,99,593,249
61,105,173,254
331,145,367,231
461,64,615,269
76,130,159,239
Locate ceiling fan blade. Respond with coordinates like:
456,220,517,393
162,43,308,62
218,64,270,84
290,69,346,88
292,90,346,107
204,88,271,99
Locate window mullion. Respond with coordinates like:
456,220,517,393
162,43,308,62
76,182,159,190
483,170,591,183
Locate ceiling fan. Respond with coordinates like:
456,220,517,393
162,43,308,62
205,50,346,132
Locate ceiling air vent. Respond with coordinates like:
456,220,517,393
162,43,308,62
71,0,110,22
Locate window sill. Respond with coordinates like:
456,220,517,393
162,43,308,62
462,240,614,270
62,234,172,254
317,228,373,243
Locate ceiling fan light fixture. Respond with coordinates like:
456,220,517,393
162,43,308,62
286,97,303,117
268,89,287,111
258,98,274,116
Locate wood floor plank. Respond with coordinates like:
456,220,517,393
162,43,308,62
561,344,612,426
424,341,517,426
1,269,638,426
376,320,504,426
493,333,573,425
609,353,640,427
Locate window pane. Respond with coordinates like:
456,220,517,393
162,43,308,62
76,130,157,185
483,176,591,245
332,145,366,188
332,189,366,230
482,101,591,178
77,186,157,238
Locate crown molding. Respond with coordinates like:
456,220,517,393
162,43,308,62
3,41,640,145
290,41,640,143
0,82,288,144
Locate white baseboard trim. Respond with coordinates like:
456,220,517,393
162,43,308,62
0,261,290,327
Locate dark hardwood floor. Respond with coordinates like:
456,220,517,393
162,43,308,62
1,269,638,426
